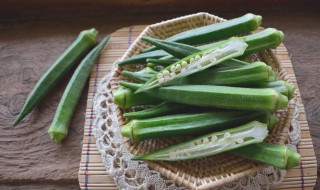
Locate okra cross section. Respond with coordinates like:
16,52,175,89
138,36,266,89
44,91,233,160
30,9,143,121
136,37,248,93
132,121,268,161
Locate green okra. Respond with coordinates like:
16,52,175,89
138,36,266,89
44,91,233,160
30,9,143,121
122,111,275,142
185,62,272,87
122,67,158,83
143,13,262,52
132,121,269,161
218,59,249,68
258,80,295,100
48,36,109,142
113,87,162,109
231,143,301,169
120,82,288,113
119,28,283,66
137,37,248,93
118,50,169,66
13,28,98,126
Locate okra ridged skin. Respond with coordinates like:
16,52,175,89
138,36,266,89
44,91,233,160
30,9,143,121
243,28,284,56
143,13,262,52
231,143,301,169
147,58,179,67
113,87,162,109
118,50,168,66
142,85,289,113
258,80,295,100
123,102,189,119
186,62,270,87
132,121,269,161
122,111,273,142
13,28,98,126
122,67,158,83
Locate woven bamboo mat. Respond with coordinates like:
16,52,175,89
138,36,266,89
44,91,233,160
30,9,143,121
78,25,317,190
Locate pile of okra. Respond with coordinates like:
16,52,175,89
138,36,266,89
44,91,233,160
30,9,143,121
115,13,301,170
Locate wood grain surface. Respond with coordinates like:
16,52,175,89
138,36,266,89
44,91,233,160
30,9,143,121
0,10,319,189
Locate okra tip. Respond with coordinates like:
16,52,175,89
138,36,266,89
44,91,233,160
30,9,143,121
80,28,98,43
286,82,296,100
275,93,289,112
48,131,66,142
286,148,301,169
113,87,130,109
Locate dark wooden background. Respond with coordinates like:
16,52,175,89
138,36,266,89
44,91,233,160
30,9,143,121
0,1,319,189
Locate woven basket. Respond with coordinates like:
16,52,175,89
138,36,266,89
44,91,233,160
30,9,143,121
108,12,297,190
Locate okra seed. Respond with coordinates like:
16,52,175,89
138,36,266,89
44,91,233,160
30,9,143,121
163,70,169,76
211,136,218,142
195,55,201,60
164,76,170,81
158,78,165,83
224,132,231,139
236,138,244,144
190,58,195,63
181,61,188,68
175,64,182,71
203,138,209,144
170,66,176,72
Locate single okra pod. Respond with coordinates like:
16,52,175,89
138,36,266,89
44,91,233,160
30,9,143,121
122,67,158,83
122,111,273,142
231,143,301,169
185,62,271,87
136,37,248,93
132,121,269,161
143,13,262,52
113,87,162,109
120,82,288,113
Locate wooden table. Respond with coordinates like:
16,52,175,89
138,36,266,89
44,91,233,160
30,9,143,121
1,7,319,189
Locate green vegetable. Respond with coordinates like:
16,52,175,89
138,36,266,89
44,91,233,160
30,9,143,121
13,28,98,126
231,143,301,169
218,59,249,67
258,80,295,100
143,13,262,52
48,36,109,142
185,62,272,87
132,121,268,160
122,111,274,142
120,82,288,113
118,50,169,66
122,67,158,83
123,102,189,119
146,58,179,67
113,87,162,109
136,37,248,93
119,28,283,66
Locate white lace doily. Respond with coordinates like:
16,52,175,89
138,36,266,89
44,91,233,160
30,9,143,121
93,62,301,190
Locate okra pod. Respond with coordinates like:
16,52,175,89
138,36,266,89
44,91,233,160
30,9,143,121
48,36,109,142
258,80,295,100
132,121,269,161
143,13,262,52
118,50,169,66
13,28,98,126
231,143,301,169
120,82,288,113
146,58,179,67
122,111,274,142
